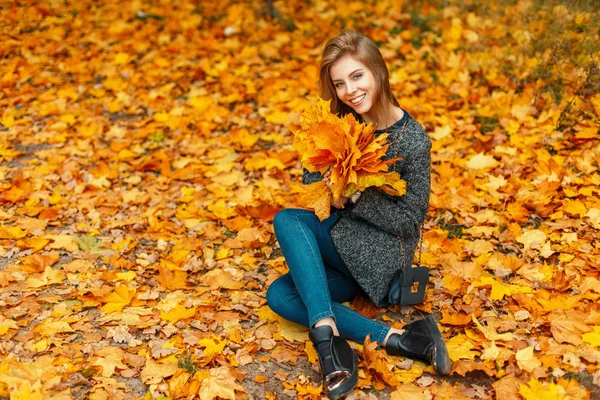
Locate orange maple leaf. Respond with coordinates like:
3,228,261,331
293,98,405,220
299,181,332,221
362,335,401,387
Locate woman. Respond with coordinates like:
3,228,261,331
266,30,450,399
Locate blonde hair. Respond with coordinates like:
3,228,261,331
319,30,400,123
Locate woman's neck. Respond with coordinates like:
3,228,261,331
362,105,404,129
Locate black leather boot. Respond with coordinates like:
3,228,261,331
309,326,358,400
385,315,451,375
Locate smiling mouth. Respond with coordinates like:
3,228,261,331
349,94,365,104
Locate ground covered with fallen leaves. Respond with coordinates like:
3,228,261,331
1,0,600,399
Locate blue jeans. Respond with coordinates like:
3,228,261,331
266,208,390,345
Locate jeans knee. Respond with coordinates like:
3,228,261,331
273,209,295,236
266,278,287,315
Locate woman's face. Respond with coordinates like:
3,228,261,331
330,54,377,117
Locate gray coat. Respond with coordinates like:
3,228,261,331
303,112,431,308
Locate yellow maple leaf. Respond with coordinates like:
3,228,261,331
560,199,587,217
17,237,50,253
214,247,231,260
481,341,501,361
99,285,136,313
446,334,480,361
33,320,75,336
0,356,69,399
485,174,508,192
471,275,533,301
25,266,66,288
160,304,196,323
516,229,547,250
244,156,286,171
0,318,18,336
47,189,62,205
441,275,463,293
10,383,44,400
169,370,192,398
511,103,536,121
198,366,245,400
582,326,600,348
140,358,178,385
198,336,227,358
229,127,259,149
390,385,431,399
207,200,237,219
304,340,319,365
586,208,600,229
28,340,48,353
515,346,541,372
93,354,127,378
394,363,426,384
0,114,15,128
198,268,244,290
519,378,565,399
466,153,498,170
472,315,514,341
255,306,279,323
96,306,154,326
45,234,79,251
358,171,406,198
296,381,322,396
574,126,597,139
112,271,136,283
277,318,309,342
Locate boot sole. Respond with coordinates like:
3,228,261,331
425,315,452,375
327,351,358,400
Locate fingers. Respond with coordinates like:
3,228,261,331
323,170,332,189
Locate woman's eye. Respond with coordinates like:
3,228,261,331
353,74,362,80
335,82,344,88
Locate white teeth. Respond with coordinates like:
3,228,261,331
350,94,365,104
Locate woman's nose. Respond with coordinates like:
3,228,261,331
346,81,357,94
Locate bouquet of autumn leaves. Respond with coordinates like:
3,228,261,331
294,98,406,220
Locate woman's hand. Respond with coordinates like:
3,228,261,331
349,191,362,204
323,170,333,189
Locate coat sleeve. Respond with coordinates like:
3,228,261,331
349,131,431,238
302,168,323,185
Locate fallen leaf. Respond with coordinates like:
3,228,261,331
518,378,565,399
25,266,66,288
99,285,136,313
140,358,178,385
516,229,547,250
582,326,600,348
390,385,432,399
466,153,498,170
446,334,480,361
515,346,541,373
198,366,245,400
